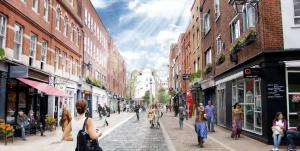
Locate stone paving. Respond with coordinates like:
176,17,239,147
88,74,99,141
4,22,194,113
160,112,285,151
0,112,134,151
99,112,169,151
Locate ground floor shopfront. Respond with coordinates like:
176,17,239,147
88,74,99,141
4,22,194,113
212,50,300,144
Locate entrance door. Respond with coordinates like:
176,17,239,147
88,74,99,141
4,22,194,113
217,84,226,126
54,97,58,119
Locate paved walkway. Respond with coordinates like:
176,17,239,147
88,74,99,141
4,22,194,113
0,112,134,151
160,112,283,151
99,112,169,151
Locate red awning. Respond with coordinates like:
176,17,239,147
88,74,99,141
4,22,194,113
17,78,67,97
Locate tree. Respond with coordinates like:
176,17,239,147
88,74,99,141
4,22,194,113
158,88,170,104
143,90,150,104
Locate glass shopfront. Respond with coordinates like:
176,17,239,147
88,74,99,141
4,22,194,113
232,78,262,134
217,83,226,126
287,71,300,128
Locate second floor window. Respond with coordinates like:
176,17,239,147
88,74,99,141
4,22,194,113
215,0,220,18
32,0,39,12
56,8,61,30
294,0,300,24
54,48,59,72
44,0,49,21
64,17,68,36
242,4,256,32
205,49,212,65
13,24,23,60
203,13,211,35
29,33,37,66
41,41,47,63
0,14,7,49
216,36,222,55
230,19,241,42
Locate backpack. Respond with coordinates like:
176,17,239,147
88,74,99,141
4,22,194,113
76,118,103,151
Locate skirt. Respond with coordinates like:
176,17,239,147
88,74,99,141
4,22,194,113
195,122,208,139
231,119,242,137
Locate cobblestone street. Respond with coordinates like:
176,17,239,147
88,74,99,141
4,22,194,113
99,112,168,151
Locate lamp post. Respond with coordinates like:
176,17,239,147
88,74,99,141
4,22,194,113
230,0,259,14
149,78,152,105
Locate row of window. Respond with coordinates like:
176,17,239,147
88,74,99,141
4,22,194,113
54,47,79,77
0,13,79,77
84,9,108,50
84,36,107,68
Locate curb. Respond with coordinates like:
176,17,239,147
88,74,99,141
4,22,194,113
160,120,176,151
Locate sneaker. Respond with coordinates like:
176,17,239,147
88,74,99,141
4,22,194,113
275,147,279,151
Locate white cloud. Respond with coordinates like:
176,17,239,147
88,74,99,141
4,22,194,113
91,0,119,9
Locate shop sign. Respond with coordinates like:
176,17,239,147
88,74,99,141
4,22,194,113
243,68,261,78
9,66,28,78
267,84,285,99
183,74,191,80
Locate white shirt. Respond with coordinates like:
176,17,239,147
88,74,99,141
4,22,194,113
71,116,87,150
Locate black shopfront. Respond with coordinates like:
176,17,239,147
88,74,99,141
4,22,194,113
214,50,300,144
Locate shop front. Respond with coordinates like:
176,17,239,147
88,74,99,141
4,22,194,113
214,51,300,144
0,61,8,120
5,66,66,125
91,86,107,118
200,78,215,106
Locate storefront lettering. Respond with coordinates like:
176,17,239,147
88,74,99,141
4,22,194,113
267,84,285,99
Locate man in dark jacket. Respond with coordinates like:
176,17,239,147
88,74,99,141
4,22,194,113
97,104,103,119
134,104,140,120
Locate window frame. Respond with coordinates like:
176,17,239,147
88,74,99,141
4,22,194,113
205,48,212,65
44,0,49,21
216,35,222,55
13,24,23,60
41,41,47,63
64,16,68,36
54,48,59,72
215,0,221,19
29,33,37,66
0,13,7,49
56,8,61,31
203,12,211,35
294,0,300,25
230,17,241,42
32,0,39,12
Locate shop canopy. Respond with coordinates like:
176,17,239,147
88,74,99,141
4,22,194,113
17,78,67,97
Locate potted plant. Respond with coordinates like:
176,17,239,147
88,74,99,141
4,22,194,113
204,66,212,75
0,123,14,145
0,48,5,60
230,40,243,54
45,117,57,131
216,53,225,66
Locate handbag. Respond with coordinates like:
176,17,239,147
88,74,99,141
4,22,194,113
76,118,103,151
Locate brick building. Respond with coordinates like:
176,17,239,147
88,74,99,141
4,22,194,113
199,0,300,144
0,0,126,122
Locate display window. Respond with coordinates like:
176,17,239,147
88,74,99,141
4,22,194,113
232,78,262,134
217,83,226,126
287,71,300,128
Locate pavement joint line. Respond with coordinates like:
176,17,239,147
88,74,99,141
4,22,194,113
173,116,236,151
99,113,135,140
160,119,177,151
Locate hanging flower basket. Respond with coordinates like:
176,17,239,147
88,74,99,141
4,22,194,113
0,48,5,60
244,30,257,46
204,66,212,75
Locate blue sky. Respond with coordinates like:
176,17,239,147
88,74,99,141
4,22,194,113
91,0,193,80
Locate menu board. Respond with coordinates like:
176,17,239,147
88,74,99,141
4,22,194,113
267,84,285,99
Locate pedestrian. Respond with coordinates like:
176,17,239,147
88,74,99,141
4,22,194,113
117,101,121,114
178,104,185,129
126,104,130,112
287,111,300,151
205,100,216,132
59,107,72,140
231,103,243,140
154,104,161,128
103,104,110,127
134,104,140,120
17,111,29,141
85,108,90,117
271,112,286,151
97,104,103,119
61,99,102,151
123,103,126,112
195,103,208,148
174,103,179,117
147,105,155,128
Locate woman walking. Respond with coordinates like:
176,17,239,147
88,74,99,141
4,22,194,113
231,103,243,140
154,104,161,128
147,105,155,128
271,112,286,151
62,100,102,151
60,107,72,132
178,104,185,129
194,103,208,148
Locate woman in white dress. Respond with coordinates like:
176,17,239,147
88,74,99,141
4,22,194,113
62,100,102,151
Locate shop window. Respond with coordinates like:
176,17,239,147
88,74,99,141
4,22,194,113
294,0,300,24
13,24,23,60
0,14,7,49
232,78,262,134
287,72,300,128
217,83,226,126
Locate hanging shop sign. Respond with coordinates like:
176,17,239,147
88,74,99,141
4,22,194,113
182,74,191,80
243,68,262,78
267,83,285,99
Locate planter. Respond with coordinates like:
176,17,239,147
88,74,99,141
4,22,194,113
216,54,225,66
244,34,256,46
204,66,212,75
230,53,238,63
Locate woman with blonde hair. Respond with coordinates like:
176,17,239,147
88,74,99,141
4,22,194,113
147,104,155,128
60,107,72,131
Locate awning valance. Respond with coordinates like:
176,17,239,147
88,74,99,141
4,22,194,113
17,78,67,97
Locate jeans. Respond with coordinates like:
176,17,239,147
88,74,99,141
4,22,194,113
21,126,26,139
287,130,300,147
273,134,282,148
136,112,139,120
179,118,184,129
207,116,215,131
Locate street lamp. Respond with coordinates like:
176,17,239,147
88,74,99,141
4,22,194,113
230,0,259,14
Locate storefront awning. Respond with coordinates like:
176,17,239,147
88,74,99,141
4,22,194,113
17,78,67,97
200,79,215,90
215,71,243,85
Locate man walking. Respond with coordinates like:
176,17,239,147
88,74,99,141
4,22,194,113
117,101,121,114
134,104,140,120
205,100,216,132
97,104,103,119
